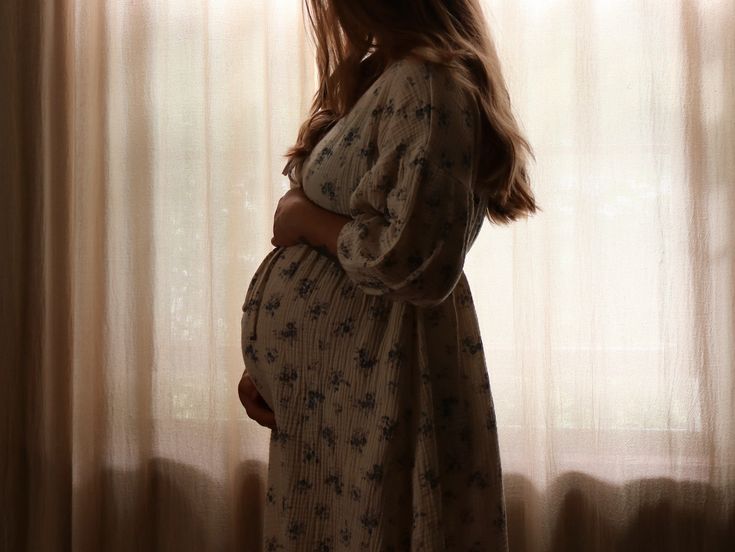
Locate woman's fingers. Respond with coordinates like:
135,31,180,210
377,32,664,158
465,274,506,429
238,372,277,431
242,388,277,430
238,371,260,403
247,396,277,430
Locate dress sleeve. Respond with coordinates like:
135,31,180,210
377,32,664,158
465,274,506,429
336,61,481,307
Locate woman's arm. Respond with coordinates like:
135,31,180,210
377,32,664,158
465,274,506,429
296,200,351,259
271,187,351,259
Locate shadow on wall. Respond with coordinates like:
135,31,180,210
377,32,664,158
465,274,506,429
504,472,735,552
73,461,734,551
73,457,268,552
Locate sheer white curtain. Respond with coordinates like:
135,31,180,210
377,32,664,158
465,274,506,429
3,0,733,550
468,1,735,549
70,1,317,549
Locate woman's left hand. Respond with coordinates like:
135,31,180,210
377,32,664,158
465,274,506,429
271,187,310,247
238,371,277,431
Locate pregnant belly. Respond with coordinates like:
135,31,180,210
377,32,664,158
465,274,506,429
240,244,382,410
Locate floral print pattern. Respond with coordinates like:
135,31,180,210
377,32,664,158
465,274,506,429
241,58,508,550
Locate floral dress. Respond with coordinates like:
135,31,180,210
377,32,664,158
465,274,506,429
241,57,508,551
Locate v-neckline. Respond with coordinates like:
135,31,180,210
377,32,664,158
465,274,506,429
300,59,408,177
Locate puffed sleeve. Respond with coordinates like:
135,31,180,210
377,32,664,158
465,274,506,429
336,60,481,307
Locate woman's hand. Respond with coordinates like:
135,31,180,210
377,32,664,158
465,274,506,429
238,371,277,431
271,187,310,247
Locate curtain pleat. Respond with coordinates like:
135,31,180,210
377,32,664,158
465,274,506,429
2,1,74,550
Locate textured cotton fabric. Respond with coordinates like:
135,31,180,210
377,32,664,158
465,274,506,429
241,58,508,551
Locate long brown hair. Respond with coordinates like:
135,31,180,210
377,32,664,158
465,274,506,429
283,0,540,224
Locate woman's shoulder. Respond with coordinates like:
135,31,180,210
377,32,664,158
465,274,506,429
378,55,476,115
369,54,480,180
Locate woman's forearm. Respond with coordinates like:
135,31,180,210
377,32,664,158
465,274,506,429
296,198,352,259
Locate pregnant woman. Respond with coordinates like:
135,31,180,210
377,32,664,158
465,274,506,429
239,0,538,549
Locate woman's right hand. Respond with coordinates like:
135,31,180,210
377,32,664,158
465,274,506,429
238,371,277,431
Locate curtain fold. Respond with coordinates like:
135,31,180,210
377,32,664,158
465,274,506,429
2,1,74,550
2,0,733,551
